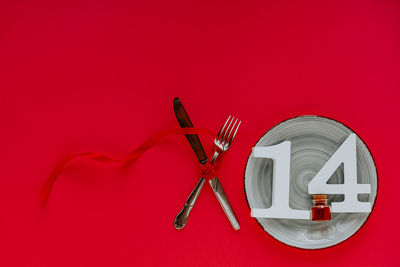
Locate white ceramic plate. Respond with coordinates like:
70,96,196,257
244,116,377,249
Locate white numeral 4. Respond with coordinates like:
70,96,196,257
308,134,371,212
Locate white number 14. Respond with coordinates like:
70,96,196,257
251,134,371,220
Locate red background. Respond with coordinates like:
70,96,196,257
0,0,399,266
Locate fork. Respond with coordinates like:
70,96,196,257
208,116,241,229
173,116,241,230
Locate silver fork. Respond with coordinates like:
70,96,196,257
173,116,241,230
208,116,241,230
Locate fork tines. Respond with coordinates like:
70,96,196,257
217,115,242,146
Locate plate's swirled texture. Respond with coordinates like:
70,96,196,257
244,116,377,249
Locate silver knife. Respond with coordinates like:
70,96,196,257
173,97,208,229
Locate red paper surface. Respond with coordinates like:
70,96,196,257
0,0,399,266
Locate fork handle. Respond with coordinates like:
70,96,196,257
174,177,206,229
210,151,220,164
209,177,240,230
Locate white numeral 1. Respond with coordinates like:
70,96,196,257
251,134,371,220
251,141,309,219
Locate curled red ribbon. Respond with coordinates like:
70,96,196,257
39,127,216,201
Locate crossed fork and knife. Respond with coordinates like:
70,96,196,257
173,97,241,230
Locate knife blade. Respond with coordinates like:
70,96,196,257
173,97,208,166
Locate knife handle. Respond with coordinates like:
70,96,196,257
174,177,206,229
209,178,240,230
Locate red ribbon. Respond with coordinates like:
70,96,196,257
39,127,217,201
201,162,218,180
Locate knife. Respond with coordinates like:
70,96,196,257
173,97,208,229
173,97,240,230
